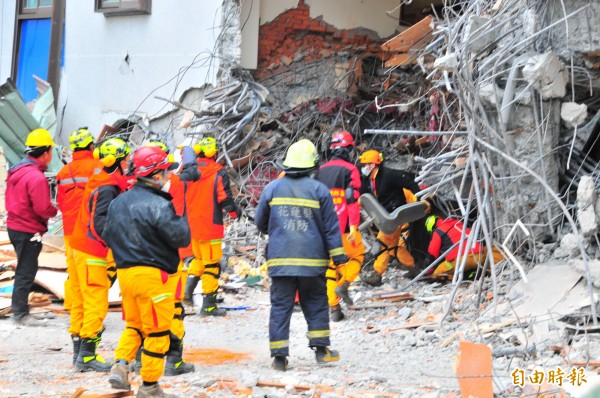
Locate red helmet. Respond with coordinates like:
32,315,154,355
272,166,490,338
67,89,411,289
133,146,172,177
330,131,355,148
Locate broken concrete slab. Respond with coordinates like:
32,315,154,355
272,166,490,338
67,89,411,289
479,82,503,107
464,15,498,54
522,52,568,99
560,233,582,257
569,259,600,288
562,102,588,127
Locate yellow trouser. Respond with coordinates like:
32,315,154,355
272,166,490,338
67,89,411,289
189,239,222,294
433,247,505,278
114,266,177,383
327,230,365,307
68,249,115,338
63,235,75,311
171,262,187,340
373,224,414,275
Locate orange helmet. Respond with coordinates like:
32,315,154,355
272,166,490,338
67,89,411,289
359,149,383,164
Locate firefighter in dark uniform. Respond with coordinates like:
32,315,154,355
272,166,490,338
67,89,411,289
255,139,347,371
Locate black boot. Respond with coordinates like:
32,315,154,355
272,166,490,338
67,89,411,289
75,336,112,372
330,304,344,322
315,346,340,364
71,335,81,366
363,271,383,287
199,293,227,317
164,335,195,376
272,356,288,371
184,276,200,306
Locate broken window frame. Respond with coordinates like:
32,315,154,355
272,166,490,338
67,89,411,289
94,0,152,17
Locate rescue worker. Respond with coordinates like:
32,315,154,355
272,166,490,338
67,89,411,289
149,140,197,376
183,137,241,317
255,139,347,371
105,146,189,398
425,215,504,279
6,128,58,327
316,131,365,322
359,149,420,286
56,128,102,362
69,137,131,372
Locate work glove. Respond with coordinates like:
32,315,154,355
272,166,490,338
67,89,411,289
228,205,242,220
347,225,358,243
178,162,200,182
332,254,348,267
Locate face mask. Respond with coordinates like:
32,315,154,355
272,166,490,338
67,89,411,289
361,165,372,177
161,180,171,193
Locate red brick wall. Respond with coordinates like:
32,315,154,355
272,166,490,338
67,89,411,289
256,1,382,80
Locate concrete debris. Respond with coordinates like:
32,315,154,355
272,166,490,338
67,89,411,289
433,53,458,72
521,52,568,99
464,15,498,54
569,259,600,288
560,233,582,257
561,102,589,128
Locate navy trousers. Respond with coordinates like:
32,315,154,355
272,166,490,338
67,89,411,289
269,275,330,357
8,229,43,320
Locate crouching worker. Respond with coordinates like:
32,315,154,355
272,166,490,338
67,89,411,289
425,215,504,279
255,139,347,371
104,146,190,398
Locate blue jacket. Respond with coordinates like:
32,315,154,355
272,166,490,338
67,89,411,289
255,175,346,277
102,183,191,274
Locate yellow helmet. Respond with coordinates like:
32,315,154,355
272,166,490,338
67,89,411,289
69,128,94,151
425,215,439,233
93,138,131,167
282,139,318,169
359,149,383,165
25,128,56,148
193,137,217,158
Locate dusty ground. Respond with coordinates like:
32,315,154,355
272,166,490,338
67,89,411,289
1,265,598,398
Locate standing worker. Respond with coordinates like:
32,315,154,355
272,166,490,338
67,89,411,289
69,138,131,372
56,128,102,357
183,137,241,317
358,149,421,286
255,139,347,371
6,128,58,327
316,131,365,322
105,146,189,398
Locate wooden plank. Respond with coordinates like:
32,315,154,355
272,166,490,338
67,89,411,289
34,269,67,298
38,252,68,270
256,380,312,391
384,53,418,68
381,16,433,53
0,271,15,281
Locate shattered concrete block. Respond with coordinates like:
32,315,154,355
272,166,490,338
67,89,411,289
578,206,598,237
568,259,600,288
514,86,532,106
577,175,597,209
560,233,580,257
464,16,498,54
561,102,588,127
479,82,504,108
522,52,568,99
433,53,458,72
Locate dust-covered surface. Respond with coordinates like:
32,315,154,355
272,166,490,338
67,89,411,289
2,264,600,398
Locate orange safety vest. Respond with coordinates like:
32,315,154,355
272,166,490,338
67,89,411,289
169,174,194,259
186,158,230,240
56,151,102,235
70,169,128,258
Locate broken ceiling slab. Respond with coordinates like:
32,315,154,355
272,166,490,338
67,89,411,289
381,15,433,53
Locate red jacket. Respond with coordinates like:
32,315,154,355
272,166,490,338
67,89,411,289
6,157,57,234
428,218,481,261
70,169,128,257
186,158,235,240
316,157,361,233
56,151,102,235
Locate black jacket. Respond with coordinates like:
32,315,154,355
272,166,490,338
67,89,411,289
102,183,191,274
361,166,420,212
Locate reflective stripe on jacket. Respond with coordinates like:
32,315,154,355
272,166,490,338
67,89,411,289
70,168,128,258
254,175,345,277
56,151,102,235
6,156,57,234
102,183,191,274
186,158,235,240
316,157,361,233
